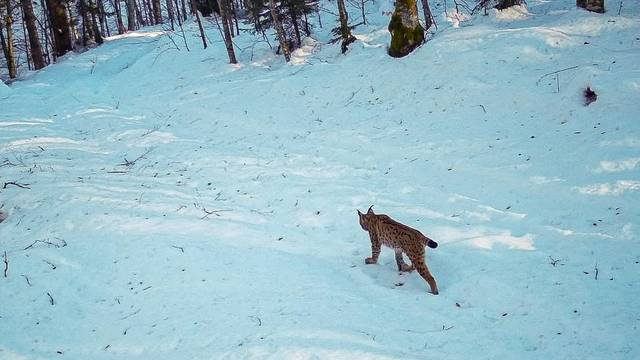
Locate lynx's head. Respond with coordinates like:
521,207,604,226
357,205,375,231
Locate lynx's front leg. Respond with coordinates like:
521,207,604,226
365,233,381,264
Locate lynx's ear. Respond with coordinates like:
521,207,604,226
367,205,374,214
357,210,363,216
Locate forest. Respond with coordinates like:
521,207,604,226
1,0,638,359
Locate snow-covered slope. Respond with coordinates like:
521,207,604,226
1,1,639,359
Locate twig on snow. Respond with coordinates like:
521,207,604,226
46,292,55,305
171,245,184,253
594,263,599,280
3,251,8,278
3,181,31,189
22,274,32,286
119,148,154,168
23,238,67,250
200,207,230,219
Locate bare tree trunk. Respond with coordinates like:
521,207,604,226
268,0,289,62
113,0,126,33
134,0,145,25
21,0,46,69
336,0,355,53
2,0,17,77
420,0,433,30
46,0,72,56
230,0,239,36
218,0,237,63
173,0,182,25
180,0,187,21
166,0,175,29
388,0,424,57
288,4,301,47
89,0,103,43
360,0,366,24
125,0,136,30
98,0,110,36
190,0,207,48
39,0,53,62
152,0,162,23
577,0,604,13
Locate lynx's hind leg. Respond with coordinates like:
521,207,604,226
395,249,414,272
407,248,438,295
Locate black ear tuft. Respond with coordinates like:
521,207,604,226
367,205,374,214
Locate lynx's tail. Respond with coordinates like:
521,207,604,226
427,238,438,249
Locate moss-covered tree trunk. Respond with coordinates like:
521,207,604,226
388,0,424,58
577,0,604,13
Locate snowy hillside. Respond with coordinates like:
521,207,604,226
1,1,639,359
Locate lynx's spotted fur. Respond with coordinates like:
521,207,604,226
358,206,439,295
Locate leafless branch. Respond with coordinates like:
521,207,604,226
171,245,184,252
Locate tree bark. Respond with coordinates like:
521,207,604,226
152,0,162,23
3,0,16,77
388,0,424,57
166,0,175,29
46,0,72,56
577,0,604,13
420,0,433,31
336,0,355,53
268,0,289,62
218,0,237,63
21,0,46,69
113,0,126,33
190,0,207,49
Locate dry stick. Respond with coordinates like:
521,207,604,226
22,274,32,286
120,148,154,167
594,263,599,280
200,207,230,219
171,245,184,252
3,251,8,278
536,66,580,86
46,292,55,305
23,238,67,250
618,1,623,15
3,181,31,189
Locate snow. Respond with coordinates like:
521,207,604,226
1,1,639,359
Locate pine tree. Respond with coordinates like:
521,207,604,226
335,0,355,53
218,0,237,63
0,0,17,77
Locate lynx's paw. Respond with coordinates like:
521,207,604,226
400,264,414,272
365,257,377,264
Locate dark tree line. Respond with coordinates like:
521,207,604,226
1,0,608,79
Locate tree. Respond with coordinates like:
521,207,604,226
335,0,355,53
126,0,137,30
577,0,604,13
46,0,72,56
268,0,289,61
388,0,423,57
1,0,17,77
20,0,46,69
218,0,237,63
190,0,207,48
420,0,433,31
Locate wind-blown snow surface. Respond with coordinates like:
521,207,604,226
1,1,639,359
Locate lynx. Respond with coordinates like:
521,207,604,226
358,206,439,295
